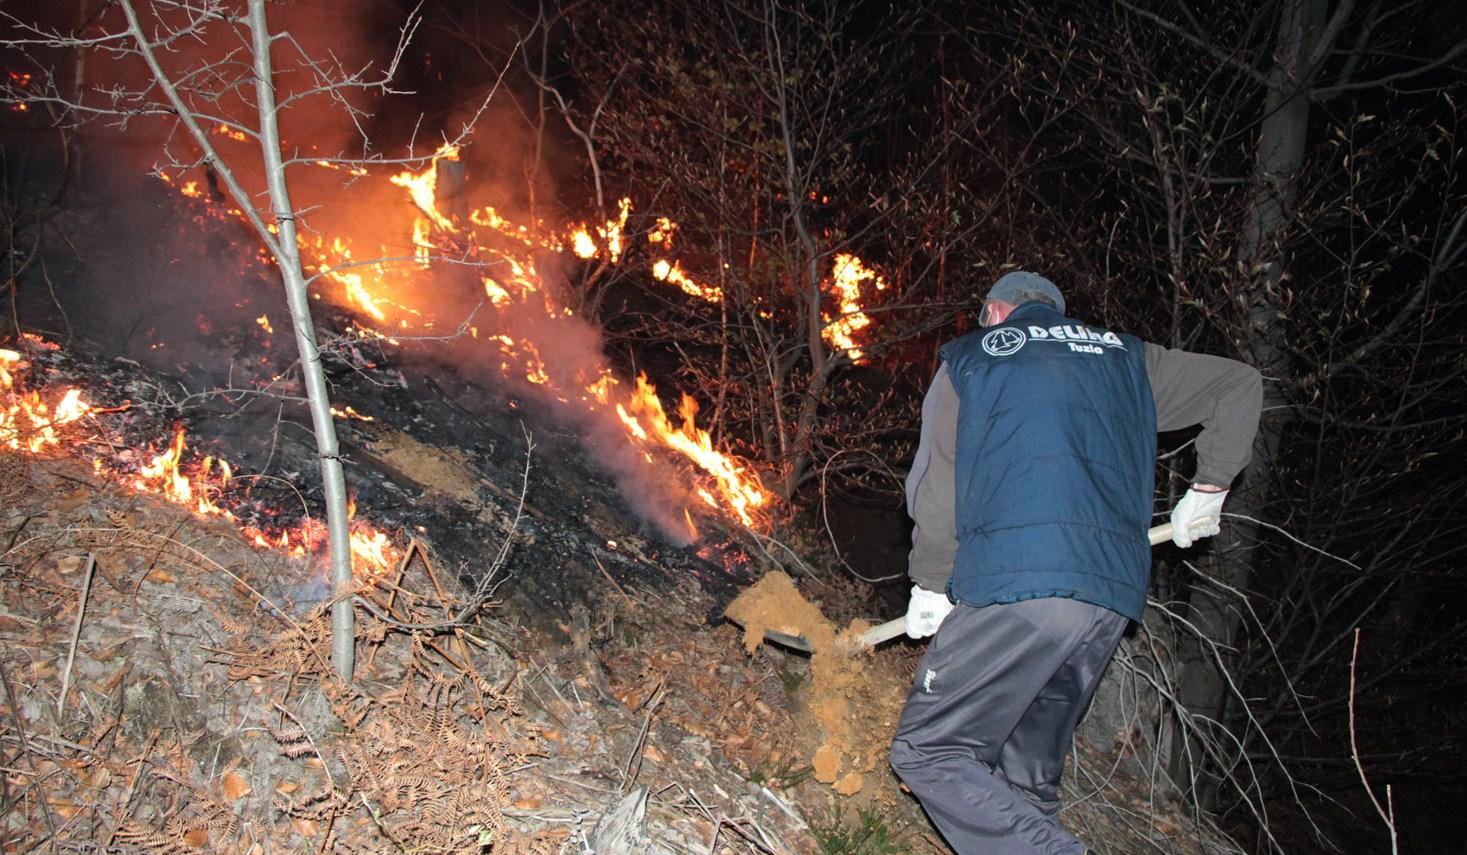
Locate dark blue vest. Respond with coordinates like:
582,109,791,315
938,303,1156,621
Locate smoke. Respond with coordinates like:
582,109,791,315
6,0,703,545
471,251,697,547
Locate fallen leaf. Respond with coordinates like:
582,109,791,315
102,663,129,692
145,568,176,584
274,780,300,795
643,744,666,762
292,817,319,837
222,770,252,800
512,797,541,809
183,827,209,847
48,800,81,819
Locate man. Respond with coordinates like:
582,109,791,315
889,271,1262,855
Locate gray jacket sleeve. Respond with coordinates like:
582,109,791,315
904,346,1260,589
1145,343,1263,487
905,364,959,592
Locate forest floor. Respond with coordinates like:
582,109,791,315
1,337,1243,854
0,450,1244,854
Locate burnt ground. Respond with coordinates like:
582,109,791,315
2,336,1246,853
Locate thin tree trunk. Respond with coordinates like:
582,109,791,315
1172,0,1313,799
116,0,357,680
246,0,356,681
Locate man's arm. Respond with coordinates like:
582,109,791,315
906,363,959,592
1145,344,1264,487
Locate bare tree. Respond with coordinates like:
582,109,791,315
948,0,1467,846
537,0,1051,510
1,0,434,680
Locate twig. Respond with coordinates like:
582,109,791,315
359,792,409,854
1222,512,1363,571
99,727,159,850
0,657,58,840
58,552,96,717
1349,629,1398,853
592,554,634,606
818,449,903,583
622,674,666,794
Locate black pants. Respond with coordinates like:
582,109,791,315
890,597,1127,855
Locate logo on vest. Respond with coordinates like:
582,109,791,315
981,327,1027,356
1027,324,1126,351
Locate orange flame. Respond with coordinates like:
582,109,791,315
648,217,677,249
149,140,780,535
4,352,400,584
612,374,769,528
1,349,95,453
652,259,723,302
824,253,887,362
569,198,632,262
390,144,460,233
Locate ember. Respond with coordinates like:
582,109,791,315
2,351,401,585
1,349,94,452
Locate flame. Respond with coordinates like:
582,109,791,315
256,314,273,334
390,144,460,233
612,374,768,528
823,253,887,362
648,217,677,249
148,141,782,535
129,426,400,581
3,351,400,584
652,259,723,302
180,181,201,198
216,123,248,142
571,229,597,259
1,349,95,453
569,198,632,262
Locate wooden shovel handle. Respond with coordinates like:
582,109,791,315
1148,521,1176,546
857,522,1182,648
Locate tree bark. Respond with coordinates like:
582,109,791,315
246,0,357,681
1171,0,1314,797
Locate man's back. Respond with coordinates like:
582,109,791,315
940,302,1157,621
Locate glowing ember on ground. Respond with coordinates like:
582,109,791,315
2,350,401,584
1,349,95,453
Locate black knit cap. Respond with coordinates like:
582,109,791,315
985,271,1065,315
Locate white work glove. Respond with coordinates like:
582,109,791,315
905,585,954,639
1170,487,1228,548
